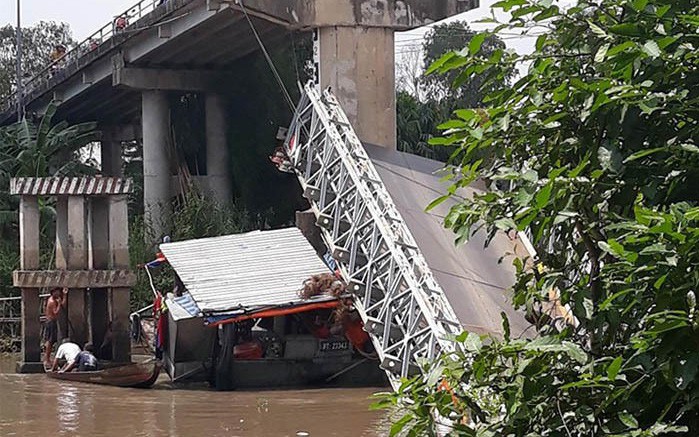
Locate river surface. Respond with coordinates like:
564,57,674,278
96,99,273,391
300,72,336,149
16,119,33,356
0,355,391,436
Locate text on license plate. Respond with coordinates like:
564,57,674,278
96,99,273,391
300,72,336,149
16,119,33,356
319,339,350,352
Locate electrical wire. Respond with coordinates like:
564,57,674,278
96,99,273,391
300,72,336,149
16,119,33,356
236,0,296,112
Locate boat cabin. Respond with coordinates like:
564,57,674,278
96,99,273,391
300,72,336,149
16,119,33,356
146,227,386,389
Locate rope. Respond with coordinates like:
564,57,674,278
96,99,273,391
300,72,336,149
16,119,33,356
144,266,159,298
236,0,296,111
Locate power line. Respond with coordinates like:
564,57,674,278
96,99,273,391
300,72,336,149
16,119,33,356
395,34,543,46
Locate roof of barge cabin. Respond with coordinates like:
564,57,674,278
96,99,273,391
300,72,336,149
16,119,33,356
159,227,336,321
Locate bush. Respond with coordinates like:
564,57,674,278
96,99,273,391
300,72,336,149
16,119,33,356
382,0,699,435
129,187,258,310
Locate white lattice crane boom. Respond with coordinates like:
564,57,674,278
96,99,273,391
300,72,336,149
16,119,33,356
283,83,463,387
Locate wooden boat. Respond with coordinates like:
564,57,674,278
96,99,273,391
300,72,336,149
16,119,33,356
46,361,161,388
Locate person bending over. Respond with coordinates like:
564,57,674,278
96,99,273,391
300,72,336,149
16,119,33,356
50,338,81,372
62,343,99,372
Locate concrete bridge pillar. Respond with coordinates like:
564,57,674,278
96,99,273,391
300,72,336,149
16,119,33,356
100,127,124,177
205,93,232,203
317,26,396,149
142,90,172,237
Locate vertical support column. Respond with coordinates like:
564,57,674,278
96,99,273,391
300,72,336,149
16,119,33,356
19,196,40,270
93,126,121,349
142,90,171,237
109,195,131,363
88,198,110,355
205,93,231,203
101,127,124,177
318,26,396,149
18,196,41,372
54,198,69,340
67,196,88,347
55,197,68,270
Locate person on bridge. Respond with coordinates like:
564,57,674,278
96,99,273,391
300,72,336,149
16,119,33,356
49,44,67,77
115,15,128,32
50,338,81,372
43,287,67,368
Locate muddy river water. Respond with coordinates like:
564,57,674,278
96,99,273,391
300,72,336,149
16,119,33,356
0,356,391,436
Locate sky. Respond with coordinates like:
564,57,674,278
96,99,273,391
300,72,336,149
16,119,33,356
1,0,137,40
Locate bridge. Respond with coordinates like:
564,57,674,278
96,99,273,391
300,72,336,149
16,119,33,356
1,0,537,381
2,0,479,230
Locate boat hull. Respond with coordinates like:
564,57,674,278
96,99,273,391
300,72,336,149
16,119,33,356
46,362,161,388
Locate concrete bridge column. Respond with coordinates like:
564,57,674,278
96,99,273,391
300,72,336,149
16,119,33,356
142,91,172,237
100,127,124,177
317,26,396,149
90,126,123,351
205,93,232,203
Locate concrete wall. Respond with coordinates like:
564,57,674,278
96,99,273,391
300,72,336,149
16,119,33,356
319,26,396,148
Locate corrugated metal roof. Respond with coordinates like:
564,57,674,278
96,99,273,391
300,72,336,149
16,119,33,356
159,228,332,314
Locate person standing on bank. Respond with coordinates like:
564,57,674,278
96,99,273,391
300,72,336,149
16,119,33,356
43,287,67,368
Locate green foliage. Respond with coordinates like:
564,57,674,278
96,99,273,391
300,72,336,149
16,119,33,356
396,91,454,162
0,104,98,299
226,31,312,227
422,21,509,108
4,103,100,178
0,21,75,99
383,0,699,435
0,101,98,256
397,22,510,162
0,241,18,299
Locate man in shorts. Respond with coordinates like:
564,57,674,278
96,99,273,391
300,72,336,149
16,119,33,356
43,287,66,368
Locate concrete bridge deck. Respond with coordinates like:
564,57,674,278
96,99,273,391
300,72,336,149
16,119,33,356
1,0,478,128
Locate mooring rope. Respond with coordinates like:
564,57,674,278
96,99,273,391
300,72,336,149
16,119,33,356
236,0,296,111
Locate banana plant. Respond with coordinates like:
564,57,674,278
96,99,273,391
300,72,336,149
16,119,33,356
11,102,101,178
0,102,100,261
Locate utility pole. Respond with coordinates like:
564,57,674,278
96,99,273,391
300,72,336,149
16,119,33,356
16,0,23,122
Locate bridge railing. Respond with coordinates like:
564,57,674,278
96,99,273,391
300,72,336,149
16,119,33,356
2,0,167,114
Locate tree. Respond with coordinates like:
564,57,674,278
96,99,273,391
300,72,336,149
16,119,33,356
422,21,508,108
6,103,99,178
381,0,699,435
0,21,75,99
396,21,509,162
396,91,454,162
0,103,99,298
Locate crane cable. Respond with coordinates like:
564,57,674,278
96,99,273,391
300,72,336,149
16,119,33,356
235,0,296,112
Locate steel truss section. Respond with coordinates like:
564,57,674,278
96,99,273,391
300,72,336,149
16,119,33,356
284,83,463,387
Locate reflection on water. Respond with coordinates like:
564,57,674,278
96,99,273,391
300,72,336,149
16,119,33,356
0,355,390,436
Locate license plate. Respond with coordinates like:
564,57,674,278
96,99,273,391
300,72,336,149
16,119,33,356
319,339,349,352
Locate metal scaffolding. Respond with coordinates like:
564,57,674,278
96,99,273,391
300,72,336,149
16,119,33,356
283,83,463,387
